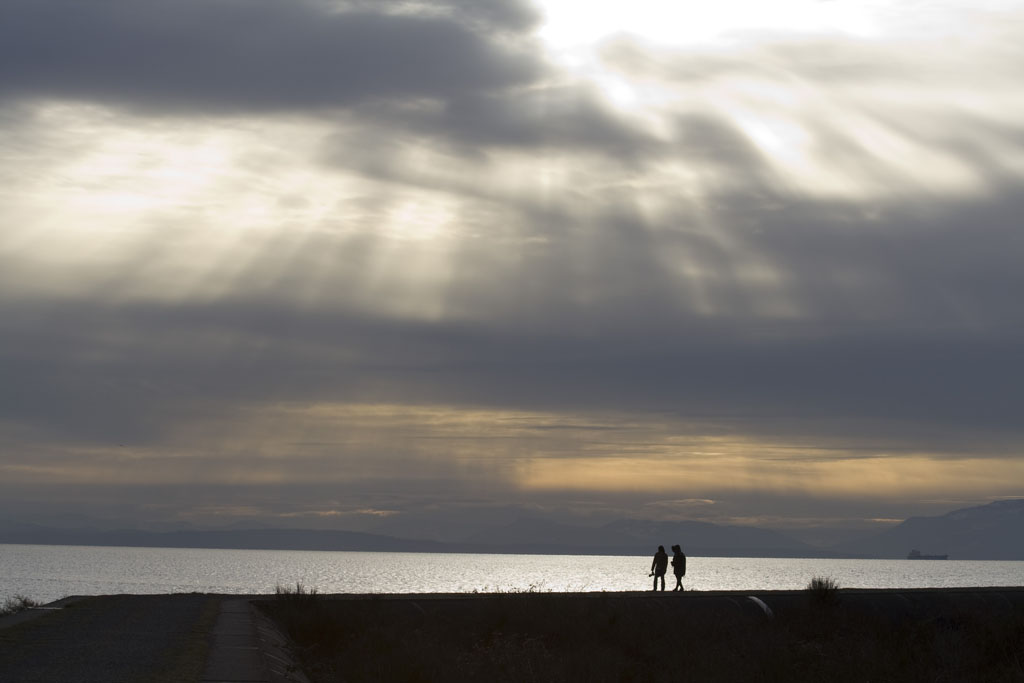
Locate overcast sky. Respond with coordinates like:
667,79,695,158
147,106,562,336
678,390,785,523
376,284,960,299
1,0,1023,536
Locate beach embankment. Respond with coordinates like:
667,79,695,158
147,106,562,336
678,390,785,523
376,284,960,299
2,588,1023,682
263,587,1024,682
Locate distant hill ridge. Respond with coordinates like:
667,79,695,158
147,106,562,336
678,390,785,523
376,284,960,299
3,499,1021,559
839,499,1024,560
464,517,829,557
0,525,454,553
0,518,829,557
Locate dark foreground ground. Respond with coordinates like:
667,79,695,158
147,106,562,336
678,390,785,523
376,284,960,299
2,588,1022,682
262,588,1024,683
0,594,219,682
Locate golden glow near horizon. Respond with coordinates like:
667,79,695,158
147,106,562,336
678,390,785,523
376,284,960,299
3,402,1022,507
515,452,1024,499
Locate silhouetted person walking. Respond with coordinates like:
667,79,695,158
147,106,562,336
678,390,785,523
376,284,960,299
650,545,668,591
671,544,686,591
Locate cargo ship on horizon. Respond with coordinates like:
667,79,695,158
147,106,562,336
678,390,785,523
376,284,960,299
907,549,949,560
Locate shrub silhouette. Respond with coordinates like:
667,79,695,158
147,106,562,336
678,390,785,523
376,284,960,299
807,576,840,605
0,594,39,617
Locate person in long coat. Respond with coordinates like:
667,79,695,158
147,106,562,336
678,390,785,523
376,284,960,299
671,544,686,591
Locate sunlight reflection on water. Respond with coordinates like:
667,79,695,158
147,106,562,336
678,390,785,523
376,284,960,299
2,544,1022,604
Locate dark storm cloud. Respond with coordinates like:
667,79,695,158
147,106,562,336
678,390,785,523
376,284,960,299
2,8,1022,453
354,86,661,158
0,0,661,162
2,181,1023,452
0,0,541,112
3,0,1024,531
0,0,666,160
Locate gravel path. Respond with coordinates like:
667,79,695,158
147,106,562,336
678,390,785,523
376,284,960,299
0,594,220,683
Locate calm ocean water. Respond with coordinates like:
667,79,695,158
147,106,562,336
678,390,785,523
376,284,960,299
2,544,1022,605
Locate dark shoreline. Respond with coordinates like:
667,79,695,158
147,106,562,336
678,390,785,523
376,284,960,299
3,588,1023,682
261,587,1024,682
257,585,1024,623
0,536,866,559
8,584,1024,614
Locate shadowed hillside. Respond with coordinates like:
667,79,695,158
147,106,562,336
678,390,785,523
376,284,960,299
840,499,1024,560
263,588,1024,682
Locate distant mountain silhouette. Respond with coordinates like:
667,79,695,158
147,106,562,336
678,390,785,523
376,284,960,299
6,501,1019,558
602,519,826,558
366,504,529,544
840,499,1024,560
0,526,455,553
1,517,828,557
465,517,641,552
465,517,827,557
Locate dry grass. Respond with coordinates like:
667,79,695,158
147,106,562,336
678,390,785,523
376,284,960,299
276,582,318,598
806,576,841,606
0,595,40,617
261,591,1024,683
